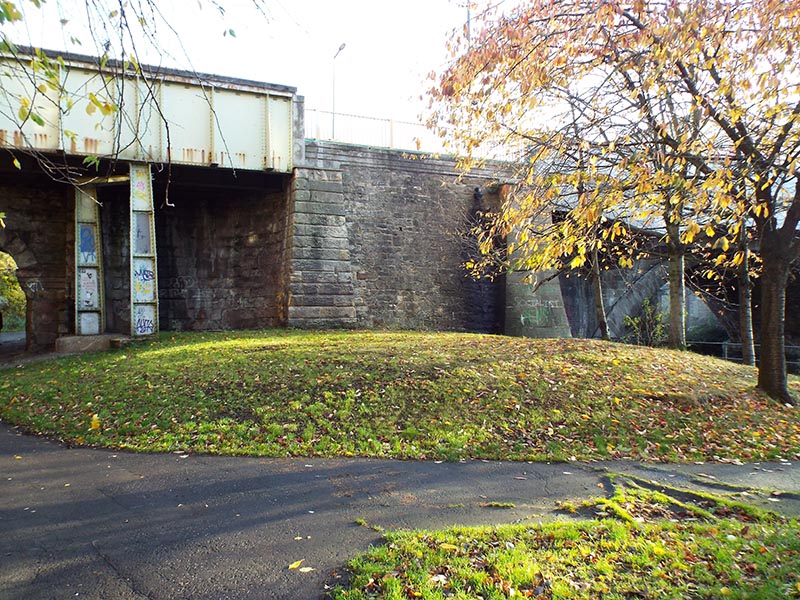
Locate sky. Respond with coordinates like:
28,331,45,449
7,0,473,125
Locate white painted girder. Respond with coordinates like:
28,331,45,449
0,52,295,172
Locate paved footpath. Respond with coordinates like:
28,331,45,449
2,423,800,600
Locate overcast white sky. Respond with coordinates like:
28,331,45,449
8,0,474,124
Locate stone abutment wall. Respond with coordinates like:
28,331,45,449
288,141,505,333
0,168,72,351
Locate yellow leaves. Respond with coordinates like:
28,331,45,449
439,543,460,552
753,203,770,218
683,222,701,244
569,255,586,269
90,414,101,430
287,558,315,573
86,92,116,117
17,96,31,121
609,222,627,242
583,203,600,224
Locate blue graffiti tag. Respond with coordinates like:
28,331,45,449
135,318,155,334
79,225,96,263
134,267,155,282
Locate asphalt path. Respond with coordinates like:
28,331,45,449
2,422,800,600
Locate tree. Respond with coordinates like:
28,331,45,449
0,252,25,330
429,0,800,404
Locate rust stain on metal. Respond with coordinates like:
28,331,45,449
0,130,6,146
83,138,100,154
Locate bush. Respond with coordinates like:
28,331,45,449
0,253,26,332
623,298,667,347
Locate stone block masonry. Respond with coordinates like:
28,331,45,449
0,174,72,351
154,176,292,331
289,141,505,333
288,166,357,328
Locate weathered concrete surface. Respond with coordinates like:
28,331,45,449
3,424,800,599
53,334,130,355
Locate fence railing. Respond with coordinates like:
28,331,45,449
687,340,800,374
305,109,446,153
304,108,525,160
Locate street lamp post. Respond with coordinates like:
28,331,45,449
332,42,346,140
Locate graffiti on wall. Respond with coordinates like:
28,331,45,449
78,224,97,265
79,268,99,309
519,299,562,328
133,258,155,302
133,304,156,335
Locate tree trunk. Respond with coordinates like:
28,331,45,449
737,227,755,367
665,220,686,349
591,246,610,341
756,249,794,404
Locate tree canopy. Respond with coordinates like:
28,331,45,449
429,0,800,403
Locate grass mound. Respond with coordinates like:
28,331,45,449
1,330,798,462
327,480,800,599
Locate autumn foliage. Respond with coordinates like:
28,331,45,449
428,0,800,403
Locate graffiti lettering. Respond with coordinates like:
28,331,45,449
520,306,552,327
528,299,562,309
163,276,197,289
134,267,155,282
135,318,155,335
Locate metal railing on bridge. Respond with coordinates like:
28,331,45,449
305,109,443,153
305,108,525,161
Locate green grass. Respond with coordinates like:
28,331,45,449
327,480,800,599
1,329,799,462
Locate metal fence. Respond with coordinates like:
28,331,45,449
305,109,446,153
687,340,800,374
304,109,525,160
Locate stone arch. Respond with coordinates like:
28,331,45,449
0,228,36,350
0,227,59,351
0,227,38,271
602,260,668,339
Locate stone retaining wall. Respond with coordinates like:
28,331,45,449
289,141,505,333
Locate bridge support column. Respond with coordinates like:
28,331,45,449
129,163,159,336
505,270,572,338
287,166,357,328
75,185,105,335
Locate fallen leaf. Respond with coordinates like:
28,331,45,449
298,567,315,573
439,543,459,551
288,559,304,570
